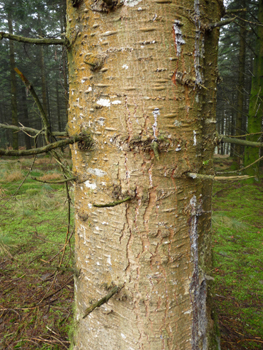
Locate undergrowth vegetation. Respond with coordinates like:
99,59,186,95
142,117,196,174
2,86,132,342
212,158,263,350
0,156,74,349
0,155,262,349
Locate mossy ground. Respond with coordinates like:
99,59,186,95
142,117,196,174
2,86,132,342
0,156,74,349
0,155,262,349
213,156,263,349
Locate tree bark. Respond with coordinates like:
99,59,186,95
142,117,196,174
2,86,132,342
67,0,223,349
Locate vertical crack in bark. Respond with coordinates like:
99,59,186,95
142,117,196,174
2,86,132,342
125,96,133,141
124,206,132,274
189,195,207,350
194,0,203,85
143,187,157,234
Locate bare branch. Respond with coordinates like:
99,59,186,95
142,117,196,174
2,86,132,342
0,136,86,156
187,173,254,181
225,9,247,15
216,154,263,175
0,123,66,137
219,135,263,148
227,131,263,138
14,68,51,143
31,176,76,184
0,32,68,46
83,284,124,319
209,17,236,30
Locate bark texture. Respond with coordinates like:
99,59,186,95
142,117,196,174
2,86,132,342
67,0,223,349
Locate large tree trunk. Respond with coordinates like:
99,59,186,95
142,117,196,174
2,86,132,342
67,0,223,348
244,0,263,179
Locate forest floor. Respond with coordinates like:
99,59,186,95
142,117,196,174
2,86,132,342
0,156,74,349
0,155,262,349
213,156,263,350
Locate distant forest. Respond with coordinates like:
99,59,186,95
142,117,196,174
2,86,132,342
0,0,262,164
0,0,68,150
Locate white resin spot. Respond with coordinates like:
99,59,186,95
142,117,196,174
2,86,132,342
124,0,142,7
87,168,107,177
152,108,160,138
96,98,111,107
122,64,129,69
97,117,105,126
174,119,182,127
193,130,197,146
190,195,197,208
85,180,96,189
112,100,122,105
184,309,192,314
107,255,111,265
175,144,181,152
173,20,185,56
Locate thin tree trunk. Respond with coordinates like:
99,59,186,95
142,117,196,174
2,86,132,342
244,0,263,179
56,81,62,132
40,45,49,117
20,86,32,149
60,1,69,128
233,0,247,168
38,16,49,129
67,0,223,348
230,93,236,157
8,12,18,150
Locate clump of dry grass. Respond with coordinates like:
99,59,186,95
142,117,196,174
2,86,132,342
39,173,63,181
0,187,6,198
3,170,24,183
35,157,57,165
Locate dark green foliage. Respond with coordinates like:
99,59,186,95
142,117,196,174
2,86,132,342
216,0,261,158
0,0,68,149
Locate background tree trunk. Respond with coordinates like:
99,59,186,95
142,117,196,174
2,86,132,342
232,0,247,169
67,0,223,348
244,0,263,179
8,12,18,150
20,85,32,150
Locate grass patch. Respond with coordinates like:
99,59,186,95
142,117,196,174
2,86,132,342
212,175,263,349
0,156,74,349
1,155,262,349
